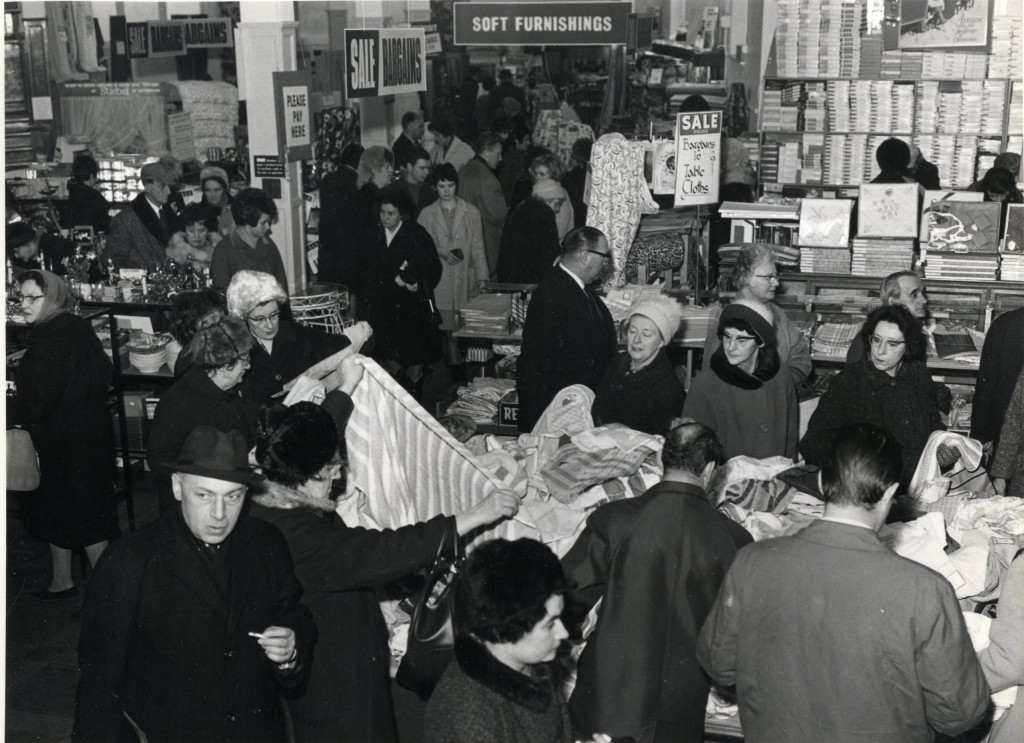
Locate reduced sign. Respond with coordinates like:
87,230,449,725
673,111,721,208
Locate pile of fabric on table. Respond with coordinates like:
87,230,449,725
445,377,515,423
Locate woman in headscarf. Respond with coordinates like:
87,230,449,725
200,165,235,236
251,381,519,743
12,270,118,602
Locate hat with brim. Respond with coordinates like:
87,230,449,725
140,160,180,186
168,426,264,486
6,222,37,251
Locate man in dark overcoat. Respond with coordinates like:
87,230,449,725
563,422,752,742
73,426,315,742
515,226,617,432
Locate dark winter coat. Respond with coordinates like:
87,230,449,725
146,364,259,511
245,320,351,408
800,357,944,487
316,165,359,285
972,308,1024,448
364,219,443,367
991,371,1024,499
108,192,180,270
458,157,508,275
563,165,589,228
563,481,752,743
61,181,111,233
14,312,118,548
516,266,617,432
683,345,799,461
592,350,686,437
496,198,561,284
351,182,384,297
250,491,449,743
210,230,288,292
73,509,315,743
426,637,572,743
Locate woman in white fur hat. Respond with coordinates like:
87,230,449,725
683,297,798,460
591,294,687,437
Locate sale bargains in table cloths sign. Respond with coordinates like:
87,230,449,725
673,111,721,208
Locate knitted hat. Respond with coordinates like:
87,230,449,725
532,179,565,199
140,157,180,185
627,294,683,343
720,298,775,345
200,165,230,188
226,270,288,319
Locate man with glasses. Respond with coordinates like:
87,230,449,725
699,423,989,743
75,425,315,742
147,316,260,512
516,226,617,432
108,156,183,270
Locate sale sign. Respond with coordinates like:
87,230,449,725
673,111,721,208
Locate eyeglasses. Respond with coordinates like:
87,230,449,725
721,333,758,344
754,273,779,282
247,310,280,326
869,336,906,352
19,294,45,305
226,353,251,369
587,249,612,261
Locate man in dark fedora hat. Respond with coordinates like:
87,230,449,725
73,426,315,743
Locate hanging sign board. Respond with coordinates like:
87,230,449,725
147,20,187,58
453,2,631,46
181,18,233,49
127,22,149,59
424,32,442,55
273,71,313,161
673,111,721,207
167,112,195,162
344,28,427,99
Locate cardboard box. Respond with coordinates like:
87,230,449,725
497,391,519,428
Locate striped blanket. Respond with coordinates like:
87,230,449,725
338,359,534,542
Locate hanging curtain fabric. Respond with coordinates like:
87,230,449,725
70,2,103,73
45,3,87,82
586,133,659,286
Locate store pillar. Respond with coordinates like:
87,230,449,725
235,7,305,291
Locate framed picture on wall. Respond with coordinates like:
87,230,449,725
898,0,989,49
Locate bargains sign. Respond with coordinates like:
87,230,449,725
345,28,427,99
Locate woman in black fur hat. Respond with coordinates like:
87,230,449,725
249,368,519,743
425,538,574,742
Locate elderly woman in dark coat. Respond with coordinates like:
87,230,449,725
496,179,563,284
364,187,443,397
801,304,944,487
226,269,368,407
147,315,258,512
13,270,118,601
250,370,519,743
167,287,228,376
592,294,686,437
426,538,574,743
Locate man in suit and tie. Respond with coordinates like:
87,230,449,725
73,426,315,742
107,156,183,270
516,226,617,432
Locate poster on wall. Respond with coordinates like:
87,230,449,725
166,112,195,162
673,111,721,208
898,0,989,49
147,20,186,58
344,28,426,99
273,71,312,162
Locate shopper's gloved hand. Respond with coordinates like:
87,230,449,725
936,442,962,473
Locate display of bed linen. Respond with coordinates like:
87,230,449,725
811,318,863,358
587,134,660,286
919,190,985,240
798,198,853,248
172,82,239,158
532,110,595,173
858,183,919,238
340,359,530,542
446,378,516,423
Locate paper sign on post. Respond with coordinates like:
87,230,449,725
673,111,721,207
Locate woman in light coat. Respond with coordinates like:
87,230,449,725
418,163,489,371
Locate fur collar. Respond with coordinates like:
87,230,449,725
455,637,556,714
709,342,781,390
250,479,336,513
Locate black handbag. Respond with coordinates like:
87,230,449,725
395,521,462,696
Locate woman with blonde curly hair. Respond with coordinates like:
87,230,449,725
592,294,687,436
